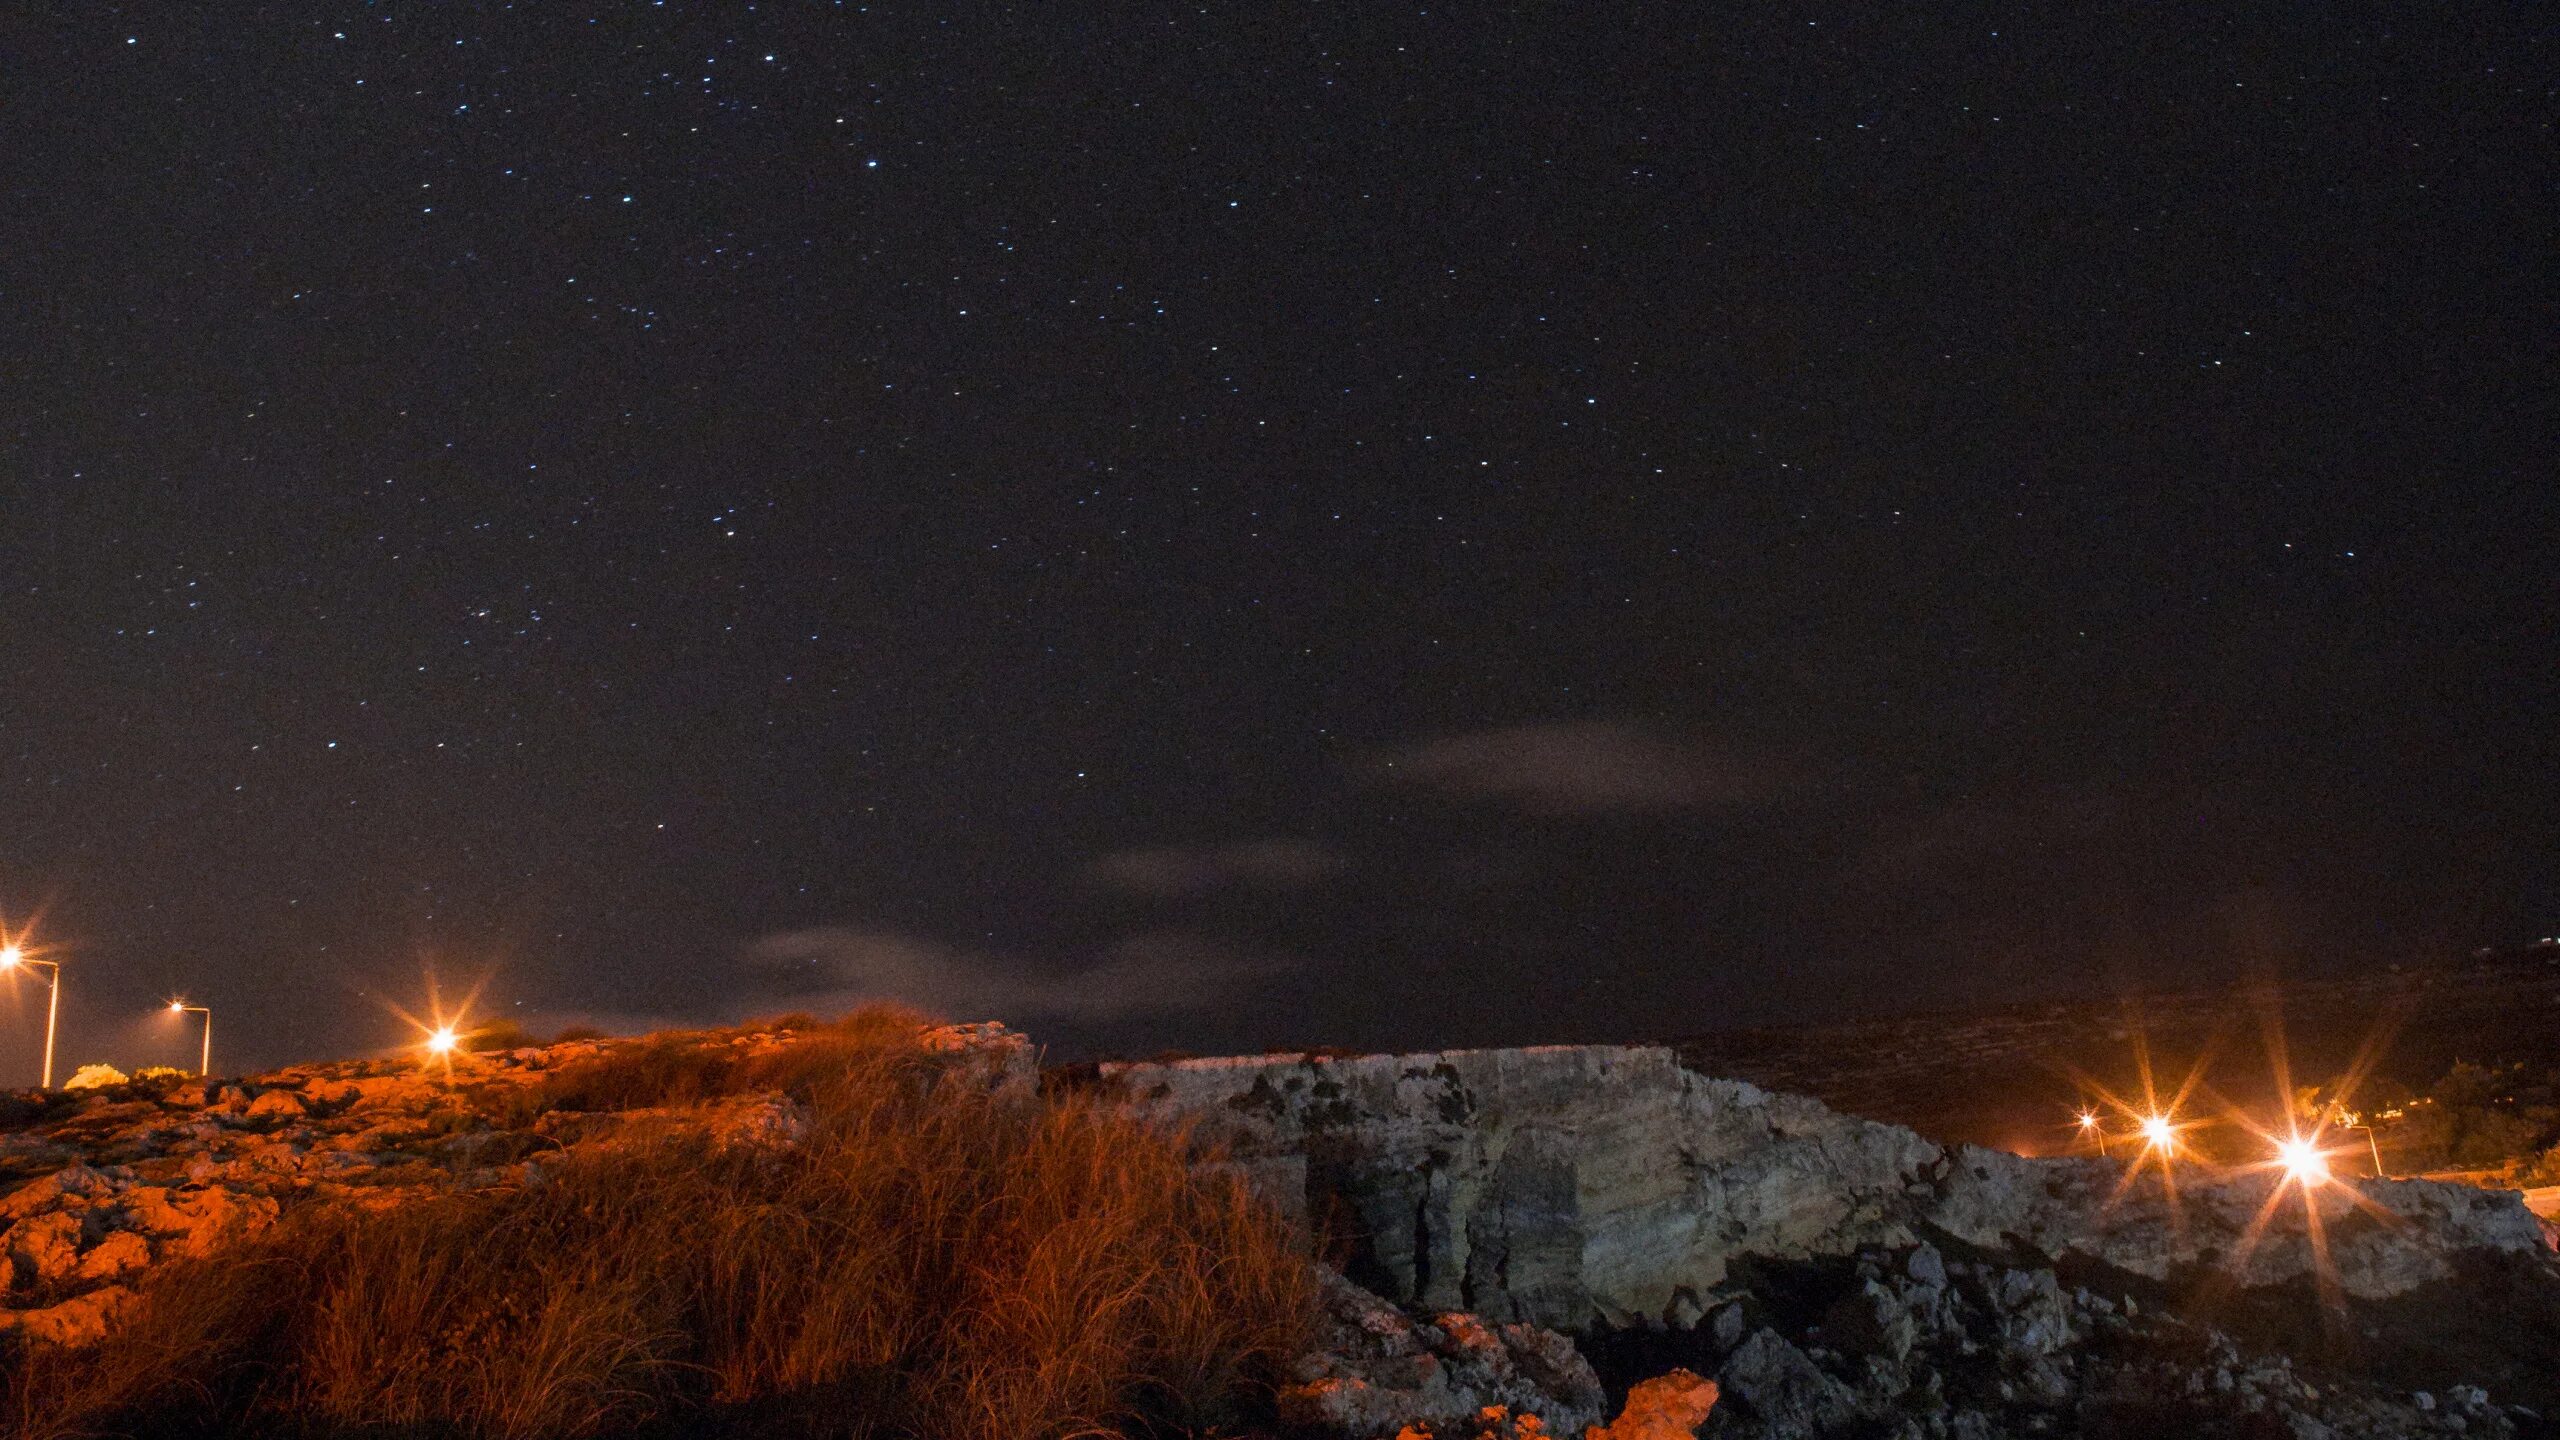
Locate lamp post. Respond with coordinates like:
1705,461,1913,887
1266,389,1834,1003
169,1000,212,1077
2336,1111,2387,1178
2077,1110,2108,1156
0,944,62,1090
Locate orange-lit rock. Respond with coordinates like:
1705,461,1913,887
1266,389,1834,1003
0,1285,135,1347
1586,1369,1718,1440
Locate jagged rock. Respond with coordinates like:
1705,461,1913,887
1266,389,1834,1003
0,1285,135,1346
0,1163,121,1221
73,1228,152,1282
919,1020,1036,1092
116,1183,279,1258
1489,1317,1606,1419
1278,1267,1607,1438
244,1088,309,1120
1818,1279,1917,1365
1715,1329,1859,1437
1587,1368,1719,1439
1978,1266,2071,1356
7,1210,85,1287
1707,1300,1747,1351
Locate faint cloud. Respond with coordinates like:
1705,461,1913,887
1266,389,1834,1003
1379,719,1794,816
1081,839,1346,898
742,926,1297,1022
1850,784,2126,886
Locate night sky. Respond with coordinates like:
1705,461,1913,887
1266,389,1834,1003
3,4,2552,1076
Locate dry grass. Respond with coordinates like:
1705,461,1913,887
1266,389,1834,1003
3,1009,1314,1439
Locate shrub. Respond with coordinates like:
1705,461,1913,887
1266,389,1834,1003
464,1019,538,1054
4,1009,1313,1439
2523,1144,2560,1188
60,1065,127,1092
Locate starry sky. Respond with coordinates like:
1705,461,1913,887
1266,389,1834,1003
2,3,2552,1075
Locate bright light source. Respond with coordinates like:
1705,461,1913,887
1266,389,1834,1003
2276,1136,2329,1184
169,999,186,1013
2140,1114,2177,1150
426,1026,459,1055
2077,1111,2100,1130
0,946,20,969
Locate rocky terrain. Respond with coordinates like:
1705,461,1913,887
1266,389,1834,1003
4,1022,2556,1438
0,1020,1033,1351
1101,1044,2560,1439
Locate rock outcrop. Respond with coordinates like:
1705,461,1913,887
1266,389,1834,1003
1106,1043,2558,1438
1101,1045,2550,1329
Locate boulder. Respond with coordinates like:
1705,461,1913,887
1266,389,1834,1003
1715,1329,1860,1437
1278,1267,1608,1438
244,1088,309,1120
0,1285,135,1347
73,1228,153,1282
1586,1368,1719,1440
6,1210,85,1288
919,1020,1037,1093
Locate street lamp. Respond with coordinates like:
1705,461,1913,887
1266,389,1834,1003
2274,1135,2331,1186
426,1025,458,1057
2077,1110,2109,1156
2335,1110,2388,1178
0,943,63,1090
168,1000,212,1077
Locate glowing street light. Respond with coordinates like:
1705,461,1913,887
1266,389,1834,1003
2076,1110,2109,1156
168,1000,212,1077
2139,1114,2178,1153
425,1025,459,1057
2274,1135,2330,1186
0,941,63,1090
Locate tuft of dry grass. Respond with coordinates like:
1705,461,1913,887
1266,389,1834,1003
3,1008,1313,1440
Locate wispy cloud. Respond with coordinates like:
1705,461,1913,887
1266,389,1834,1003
1377,719,1795,816
740,927,1297,1022
1080,839,1346,898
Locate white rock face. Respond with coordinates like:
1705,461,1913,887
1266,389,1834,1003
1103,1045,2550,1328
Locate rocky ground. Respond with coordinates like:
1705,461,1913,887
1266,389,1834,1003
3,1023,2555,1438
0,1021,1025,1350
1106,1044,2560,1440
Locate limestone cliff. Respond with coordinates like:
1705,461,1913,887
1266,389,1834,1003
1101,1044,2551,1330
